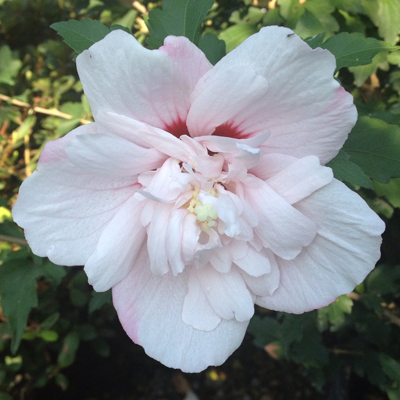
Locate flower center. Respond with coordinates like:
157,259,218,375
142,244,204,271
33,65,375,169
186,186,218,232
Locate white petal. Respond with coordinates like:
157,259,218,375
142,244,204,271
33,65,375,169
187,65,268,137
257,179,385,313
84,196,146,291
234,246,271,277
166,208,187,276
241,250,280,296
77,32,211,132
112,247,248,373
183,271,221,331
242,175,317,259
97,112,196,162
147,203,173,275
66,132,166,176
202,26,357,163
196,264,254,322
12,124,137,266
266,155,333,204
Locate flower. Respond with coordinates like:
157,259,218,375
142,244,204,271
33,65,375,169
13,26,385,373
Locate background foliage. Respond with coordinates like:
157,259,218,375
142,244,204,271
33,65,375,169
0,0,400,399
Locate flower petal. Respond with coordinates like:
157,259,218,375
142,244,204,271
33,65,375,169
265,155,333,204
196,264,254,322
112,246,249,373
147,203,173,276
66,132,166,176
183,270,222,331
84,195,146,291
97,112,196,162
234,246,271,277
187,66,269,137
200,26,357,164
12,124,137,266
257,179,385,313
77,31,211,131
242,175,317,260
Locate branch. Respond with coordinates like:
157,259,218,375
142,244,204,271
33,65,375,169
0,234,28,246
0,94,92,125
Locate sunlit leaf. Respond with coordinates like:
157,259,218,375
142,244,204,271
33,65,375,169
146,0,214,49
219,23,258,52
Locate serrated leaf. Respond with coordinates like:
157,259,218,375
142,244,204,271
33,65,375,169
247,316,281,348
318,32,398,71
146,0,214,49
0,259,43,353
343,116,400,183
0,45,22,85
317,295,353,332
362,0,400,44
219,23,258,53
51,19,111,54
327,149,373,188
198,32,226,64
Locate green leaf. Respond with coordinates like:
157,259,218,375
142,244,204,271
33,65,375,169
317,295,353,332
326,149,373,188
40,260,66,286
198,32,226,64
366,265,400,296
146,0,214,49
343,117,400,183
318,32,398,71
374,179,400,208
0,45,22,85
305,32,326,49
380,354,400,382
40,330,59,342
51,18,111,54
361,0,400,44
219,24,258,53
58,332,80,368
247,316,281,348
0,259,43,353
89,290,112,314
0,393,13,400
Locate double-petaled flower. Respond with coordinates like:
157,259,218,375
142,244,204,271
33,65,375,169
13,26,384,372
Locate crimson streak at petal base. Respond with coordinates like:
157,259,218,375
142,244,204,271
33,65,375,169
12,26,385,373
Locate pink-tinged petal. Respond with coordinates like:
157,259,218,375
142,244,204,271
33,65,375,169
242,175,317,260
112,246,248,372
147,203,173,275
77,31,211,133
96,112,195,162
241,250,280,296
194,229,222,268
196,264,254,322
257,179,385,313
181,213,200,263
249,153,297,180
234,246,271,277
210,246,232,273
187,66,268,137
166,208,187,276
140,158,182,202
183,271,222,331
66,132,166,176
12,124,138,266
266,155,333,204
203,26,357,164
193,154,224,179
84,196,146,291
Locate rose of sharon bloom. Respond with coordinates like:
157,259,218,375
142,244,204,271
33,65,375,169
13,26,384,372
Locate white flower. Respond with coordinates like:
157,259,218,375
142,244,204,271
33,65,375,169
13,26,385,372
